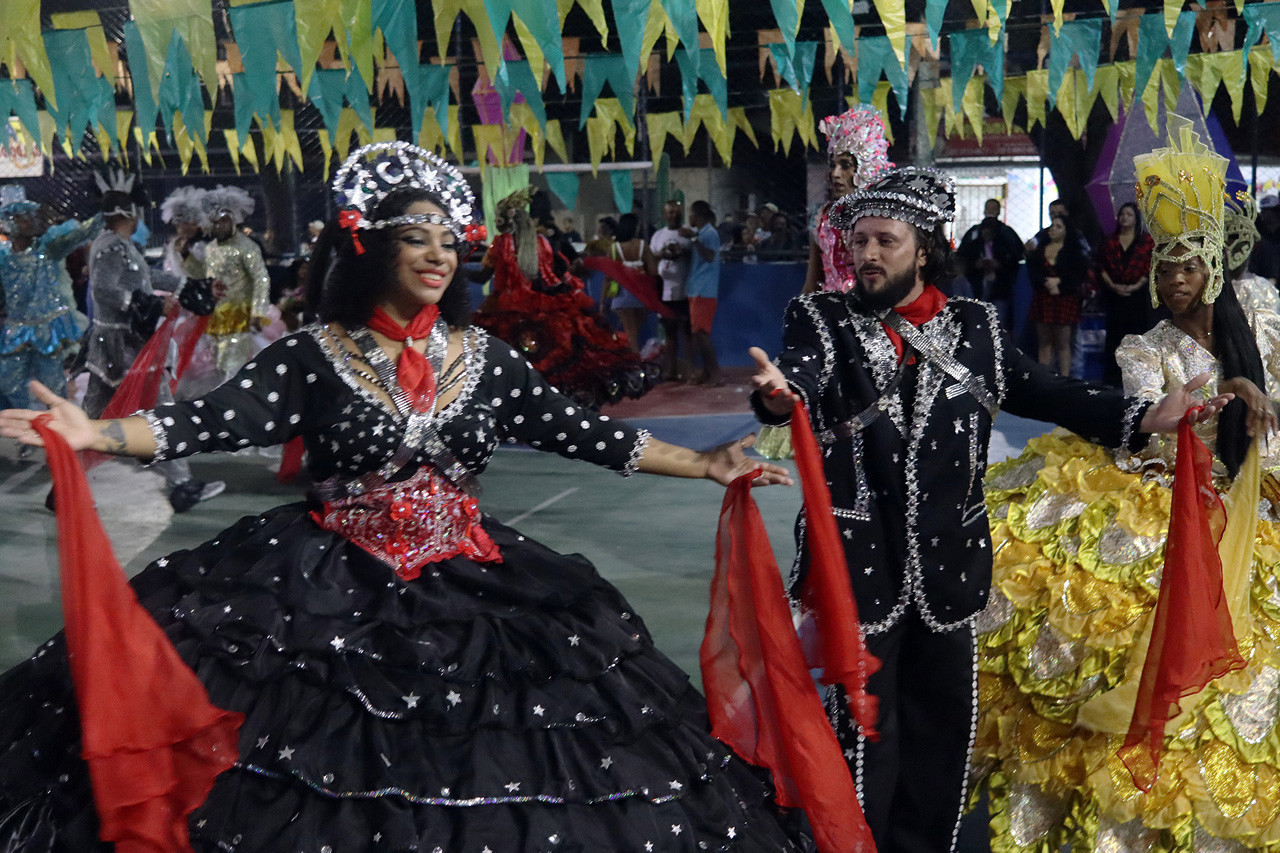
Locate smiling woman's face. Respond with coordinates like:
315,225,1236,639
384,200,458,318
1154,243,1208,315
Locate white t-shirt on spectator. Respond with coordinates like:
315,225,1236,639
650,227,691,301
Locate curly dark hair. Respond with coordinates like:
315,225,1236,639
307,186,472,328
911,223,952,284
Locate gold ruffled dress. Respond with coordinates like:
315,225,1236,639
974,309,1280,852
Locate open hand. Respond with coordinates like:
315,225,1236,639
1220,377,1279,438
704,433,793,487
748,347,799,416
1138,372,1234,434
0,381,98,451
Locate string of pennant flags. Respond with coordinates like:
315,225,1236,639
0,0,1277,176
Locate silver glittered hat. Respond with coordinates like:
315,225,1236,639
828,166,955,232
332,141,475,241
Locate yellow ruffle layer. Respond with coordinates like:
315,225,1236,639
976,433,1280,851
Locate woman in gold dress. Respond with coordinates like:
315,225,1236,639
974,120,1280,852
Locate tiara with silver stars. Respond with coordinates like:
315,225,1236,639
332,141,475,240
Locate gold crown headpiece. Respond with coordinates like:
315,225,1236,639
1133,116,1227,306
1224,189,1260,275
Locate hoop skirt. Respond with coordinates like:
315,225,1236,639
973,309,1280,853
0,324,796,852
474,233,657,408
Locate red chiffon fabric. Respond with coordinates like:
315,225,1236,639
33,415,243,852
578,255,676,319
701,401,878,853
1119,408,1245,791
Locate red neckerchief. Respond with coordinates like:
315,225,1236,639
882,284,948,362
366,305,441,413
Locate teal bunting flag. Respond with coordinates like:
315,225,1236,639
674,48,727,120
546,171,579,210
43,27,116,150
419,64,451,137
949,30,1005,113
372,0,426,137
768,41,819,104
659,0,701,74
1134,12,1195,99
156,34,207,145
1243,2,1280,64
609,169,634,214
769,0,802,55
0,79,40,142
227,1,303,133
856,36,908,117
508,0,566,91
579,54,637,128
343,66,375,136
123,20,159,138
1047,18,1103,107
818,0,857,53
925,0,947,48
493,60,547,129
613,0,652,81
307,68,348,136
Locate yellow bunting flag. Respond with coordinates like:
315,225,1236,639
472,123,512,167
430,0,468,61
872,0,908,64
560,0,609,43
115,110,134,155
696,0,731,75
960,76,985,143
872,81,896,144
509,102,551,168
1092,64,1120,120
728,106,758,148
767,88,817,153
1025,69,1049,129
1114,59,1136,105
1,0,57,109
594,98,637,154
129,0,219,99
686,94,736,163
511,16,546,83
1249,45,1274,114
1001,76,1026,133
316,128,331,176
646,111,687,166
1187,51,1245,122
334,106,373,163
585,116,615,174
544,120,569,163
921,85,942,150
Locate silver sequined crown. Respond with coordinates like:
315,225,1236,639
332,141,475,236
828,166,956,233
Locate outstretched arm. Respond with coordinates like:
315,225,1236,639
0,380,157,457
637,433,792,486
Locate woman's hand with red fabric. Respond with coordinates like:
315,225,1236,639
703,434,794,488
0,381,99,451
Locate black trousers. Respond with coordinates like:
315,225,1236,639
828,606,977,853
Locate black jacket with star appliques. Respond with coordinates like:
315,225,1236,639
752,292,1151,632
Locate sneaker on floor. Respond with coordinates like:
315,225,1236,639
168,479,226,513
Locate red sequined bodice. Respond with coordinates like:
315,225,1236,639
312,466,501,580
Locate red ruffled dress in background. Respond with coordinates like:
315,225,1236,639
473,233,657,407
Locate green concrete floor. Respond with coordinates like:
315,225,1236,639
0,439,801,677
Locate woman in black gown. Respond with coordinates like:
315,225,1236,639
0,143,798,852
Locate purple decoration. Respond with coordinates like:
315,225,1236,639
472,38,528,166
1087,85,1248,233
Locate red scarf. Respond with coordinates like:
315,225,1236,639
366,305,441,413
881,284,948,362
34,416,242,852
702,401,878,852
1118,407,1244,791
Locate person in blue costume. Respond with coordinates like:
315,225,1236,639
0,186,100,409
0,143,802,852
